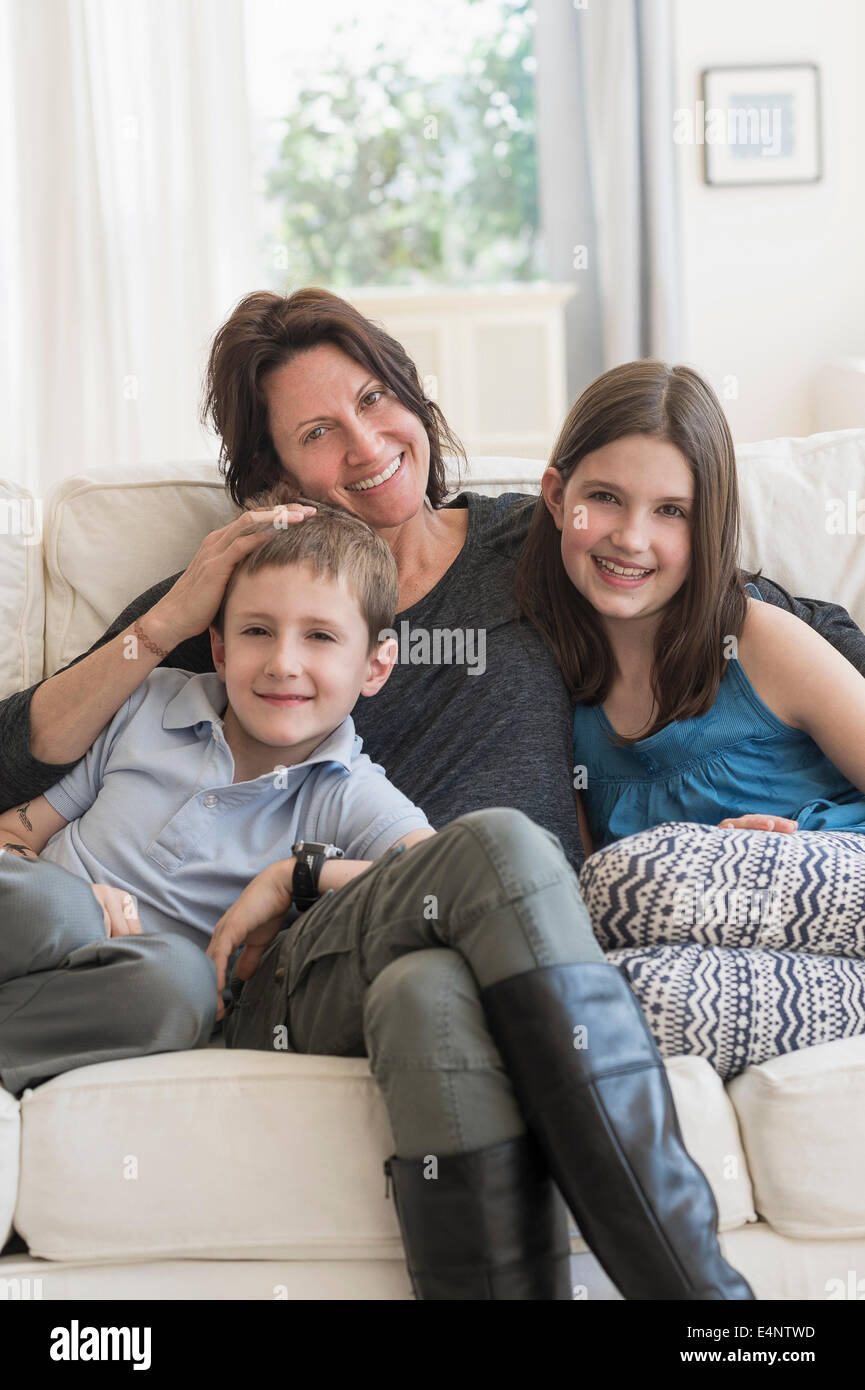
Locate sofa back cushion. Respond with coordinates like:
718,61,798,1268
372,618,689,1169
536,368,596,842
0,480,44,700
735,427,865,623
728,1034,865,1237
42,463,239,679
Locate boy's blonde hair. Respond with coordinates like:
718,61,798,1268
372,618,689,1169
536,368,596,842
212,480,399,654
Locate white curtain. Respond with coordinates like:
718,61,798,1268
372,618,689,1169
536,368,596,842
580,0,683,367
0,0,259,496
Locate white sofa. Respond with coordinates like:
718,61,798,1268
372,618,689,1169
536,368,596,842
2,436,865,1301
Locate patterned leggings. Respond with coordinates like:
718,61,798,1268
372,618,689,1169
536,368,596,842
578,822,865,1079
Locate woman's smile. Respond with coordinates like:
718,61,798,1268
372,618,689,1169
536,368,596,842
344,452,405,492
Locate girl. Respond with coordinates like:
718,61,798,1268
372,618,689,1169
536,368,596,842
515,360,865,1079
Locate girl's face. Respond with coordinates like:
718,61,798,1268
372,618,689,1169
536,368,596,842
541,434,694,632
260,342,431,529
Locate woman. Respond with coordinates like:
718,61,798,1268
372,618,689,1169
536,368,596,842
1,289,861,1301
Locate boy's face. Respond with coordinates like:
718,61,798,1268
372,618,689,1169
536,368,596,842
210,562,396,773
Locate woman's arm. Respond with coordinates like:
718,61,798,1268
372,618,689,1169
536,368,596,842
0,577,180,813
0,794,69,857
738,600,865,796
28,599,186,766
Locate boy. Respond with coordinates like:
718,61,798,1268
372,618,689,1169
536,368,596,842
0,493,434,1096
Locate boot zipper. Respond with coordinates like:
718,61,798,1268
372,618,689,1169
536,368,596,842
382,1157,421,1300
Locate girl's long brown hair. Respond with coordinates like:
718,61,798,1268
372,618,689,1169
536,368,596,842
200,287,465,509
514,360,759,745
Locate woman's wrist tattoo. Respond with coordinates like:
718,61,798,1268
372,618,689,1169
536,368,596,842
132,621,169,660
17,802,32,831
1,842,37,860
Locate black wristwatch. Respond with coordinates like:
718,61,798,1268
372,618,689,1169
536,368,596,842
291,840,345,912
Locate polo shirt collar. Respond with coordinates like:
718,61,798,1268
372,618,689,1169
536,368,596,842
162,673,229,732
161,672,357,773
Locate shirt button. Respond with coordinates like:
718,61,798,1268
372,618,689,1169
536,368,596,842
203,794,219,807
274,967,286,982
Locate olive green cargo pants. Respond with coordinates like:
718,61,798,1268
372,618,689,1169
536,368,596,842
224,808,605,1157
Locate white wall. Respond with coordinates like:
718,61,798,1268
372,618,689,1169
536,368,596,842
673,0,865,443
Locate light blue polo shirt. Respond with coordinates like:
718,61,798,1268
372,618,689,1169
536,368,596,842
40,669,431,945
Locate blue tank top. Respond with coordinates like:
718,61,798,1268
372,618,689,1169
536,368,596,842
572,583,865,848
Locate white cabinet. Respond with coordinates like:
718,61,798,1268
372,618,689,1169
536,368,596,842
348,284,577,460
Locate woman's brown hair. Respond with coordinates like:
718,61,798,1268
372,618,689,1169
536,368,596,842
514,360,759,744
200,287,465,509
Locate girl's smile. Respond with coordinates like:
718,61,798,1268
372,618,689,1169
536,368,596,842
591,554,655,586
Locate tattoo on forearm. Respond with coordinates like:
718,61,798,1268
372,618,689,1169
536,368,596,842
1,842,36,860
17,802,33,832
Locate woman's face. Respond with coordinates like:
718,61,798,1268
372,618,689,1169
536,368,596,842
260,342,431,527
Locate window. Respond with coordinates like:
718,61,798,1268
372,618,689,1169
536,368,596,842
243,0,543,290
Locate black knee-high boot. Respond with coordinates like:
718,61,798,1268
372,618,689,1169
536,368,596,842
383,1132,573,1300
479,962,755,1300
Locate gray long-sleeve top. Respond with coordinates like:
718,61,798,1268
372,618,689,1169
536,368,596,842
4,489,865,874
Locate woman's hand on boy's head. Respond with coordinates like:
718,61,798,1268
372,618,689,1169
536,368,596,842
718,814,798,833
151,503,317,648
206,859,295,1020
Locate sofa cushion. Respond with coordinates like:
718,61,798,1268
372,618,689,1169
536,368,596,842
662,1055,757,1233
719,1223,865,1301
727,1035,865,1238
736,426,865,631
0,479,44,698
14,1046,752,1263
0,1250,414,1300
15,1050,403,1262
0,1086,20,1251
42,463,238,678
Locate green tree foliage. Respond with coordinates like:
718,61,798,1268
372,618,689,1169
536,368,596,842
265,0,540,288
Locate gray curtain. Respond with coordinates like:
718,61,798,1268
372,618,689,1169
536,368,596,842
533,0,683,393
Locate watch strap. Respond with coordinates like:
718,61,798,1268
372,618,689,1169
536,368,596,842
292,851,325,912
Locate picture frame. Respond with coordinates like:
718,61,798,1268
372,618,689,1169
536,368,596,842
699,63,822,187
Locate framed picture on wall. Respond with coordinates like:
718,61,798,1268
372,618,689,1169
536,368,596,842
699,63,822,186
